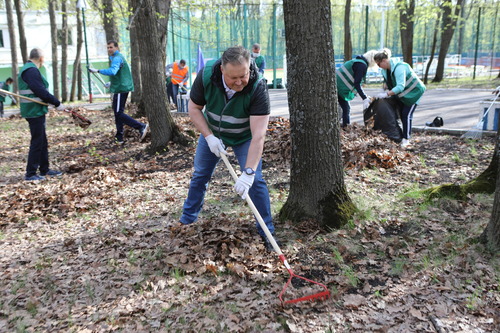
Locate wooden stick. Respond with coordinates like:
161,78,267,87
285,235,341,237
0,88,48,106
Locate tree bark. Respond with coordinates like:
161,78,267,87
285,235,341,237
424,11,441,85
61,0,68,102
343,0,352,61
13,0,28,64
101,0,119,42
398,0,416,66
70,7,83,102
281,0,356,228
480,128,500,250
132,0,187,153
129,0,142,104
432,0,464,83
48,0,59,99
5,0,19,103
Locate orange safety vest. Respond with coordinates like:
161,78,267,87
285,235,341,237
171,62,188,86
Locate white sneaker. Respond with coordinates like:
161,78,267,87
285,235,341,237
401,139,410,147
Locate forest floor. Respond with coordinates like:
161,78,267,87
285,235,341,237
0,107,499,333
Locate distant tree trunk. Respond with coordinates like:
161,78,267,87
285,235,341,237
432,0,464,83
101,0,119,42
49,0,59,99
424,11,441,85
456,0,468,56
70,7,83,101
343,0,352,61
5,0,19,103
132,0,186,153
61,0,68,102
398,0,416,66
129,11,142,104
13,0,28,64
281,0,356,228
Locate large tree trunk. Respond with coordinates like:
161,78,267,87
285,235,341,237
398,0,416,66
61,0,68,102
480,129,500,250
281,0,356,228
432,0,464,83
13,0,28,64
70,7,83,102
48,0,59,99
5,0,19,102
132,0,186,153
343,0,352,61
129,0,142,104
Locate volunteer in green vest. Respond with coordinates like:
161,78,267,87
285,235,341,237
88,40,148,145
0,77,14,118
251,43,266,74
336,50,378,127
19,48,65,181
179,46,277,251
374,48,426,147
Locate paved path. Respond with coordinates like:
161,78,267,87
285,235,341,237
5,89,497,131
269,88,497,131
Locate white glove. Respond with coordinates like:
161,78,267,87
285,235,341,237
363,98,371,110
56,103,66,111
88,68,99,73
234,173,255,199
205,134,227,157
376,92,389,99
104,82,111,88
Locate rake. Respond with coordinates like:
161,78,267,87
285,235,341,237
0,88,92,129
462,90,500,139
219,153,331,306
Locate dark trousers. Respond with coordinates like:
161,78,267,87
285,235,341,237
399,104,417,139
166,82,174,104
338,98,351,127
112,92,144,141
0,101,4,118
26,115,49,177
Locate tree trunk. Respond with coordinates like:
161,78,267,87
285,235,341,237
13,0,28,64
132,0,187,153
281,0,356,228
480,129,500,250
5,0,19,103
432,0,464,83
70,7,83,102
49,0,59,99
424,11,441,85
398,0,415,66
61,0,68,102
129,0,142,104
343,0,352,61
101,0,119,42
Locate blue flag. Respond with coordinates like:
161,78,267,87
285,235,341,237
197,44,205,73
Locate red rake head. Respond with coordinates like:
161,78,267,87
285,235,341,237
278,269,331,305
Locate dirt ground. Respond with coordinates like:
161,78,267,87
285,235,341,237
0,108,499,332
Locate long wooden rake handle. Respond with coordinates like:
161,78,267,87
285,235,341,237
0,88,49,105
220,153,286,259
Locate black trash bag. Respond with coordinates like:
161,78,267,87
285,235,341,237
425,116,444,127
366,98,403,142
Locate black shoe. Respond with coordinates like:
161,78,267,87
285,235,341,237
41,170,63,177
260,233,281,252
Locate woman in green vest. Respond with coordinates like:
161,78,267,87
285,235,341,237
374,48,426,147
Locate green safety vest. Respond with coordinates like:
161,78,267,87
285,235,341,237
0,81,10,102
110,53,134,93
336,58,367,101
18,62,49,118
385,61,426,106
254,55,264,70
202,60,262,147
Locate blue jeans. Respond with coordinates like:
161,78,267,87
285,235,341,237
25,115,49,177
180,135,275,237
112,92,144,141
